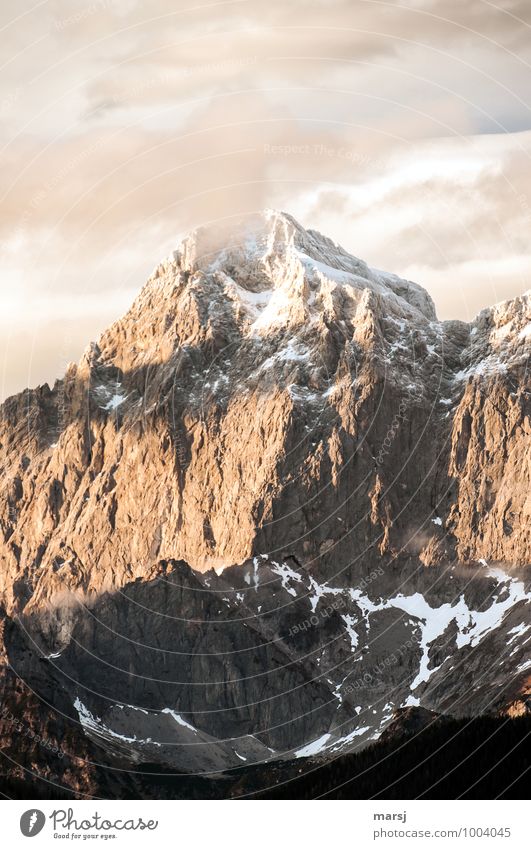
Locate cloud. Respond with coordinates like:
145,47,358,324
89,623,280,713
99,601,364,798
1,0,531,396
294,131,531,318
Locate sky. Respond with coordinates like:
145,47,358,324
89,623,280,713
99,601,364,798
1,0,531,399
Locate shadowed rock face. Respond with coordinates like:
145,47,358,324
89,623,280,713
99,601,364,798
0,211,529,789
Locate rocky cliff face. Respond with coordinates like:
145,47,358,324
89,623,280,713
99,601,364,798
0,210,529,792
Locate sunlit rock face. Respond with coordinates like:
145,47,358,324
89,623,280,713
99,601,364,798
0,211,529,785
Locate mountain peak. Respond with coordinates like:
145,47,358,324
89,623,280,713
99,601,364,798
173,209,312,263
88,211,528,418
170,209,345,279
156,209,437,325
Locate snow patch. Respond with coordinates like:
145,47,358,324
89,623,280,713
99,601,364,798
161,708,197,733
341,614,359,651
252,556,261,590
271,561,303,597
294,733,331,758
328,725,372,752
453,354,508,383
115,703,149,715
74,699,142,745
507,623,531,643
104,393,127,411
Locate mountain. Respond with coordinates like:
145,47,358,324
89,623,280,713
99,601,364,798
0,210,529,796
